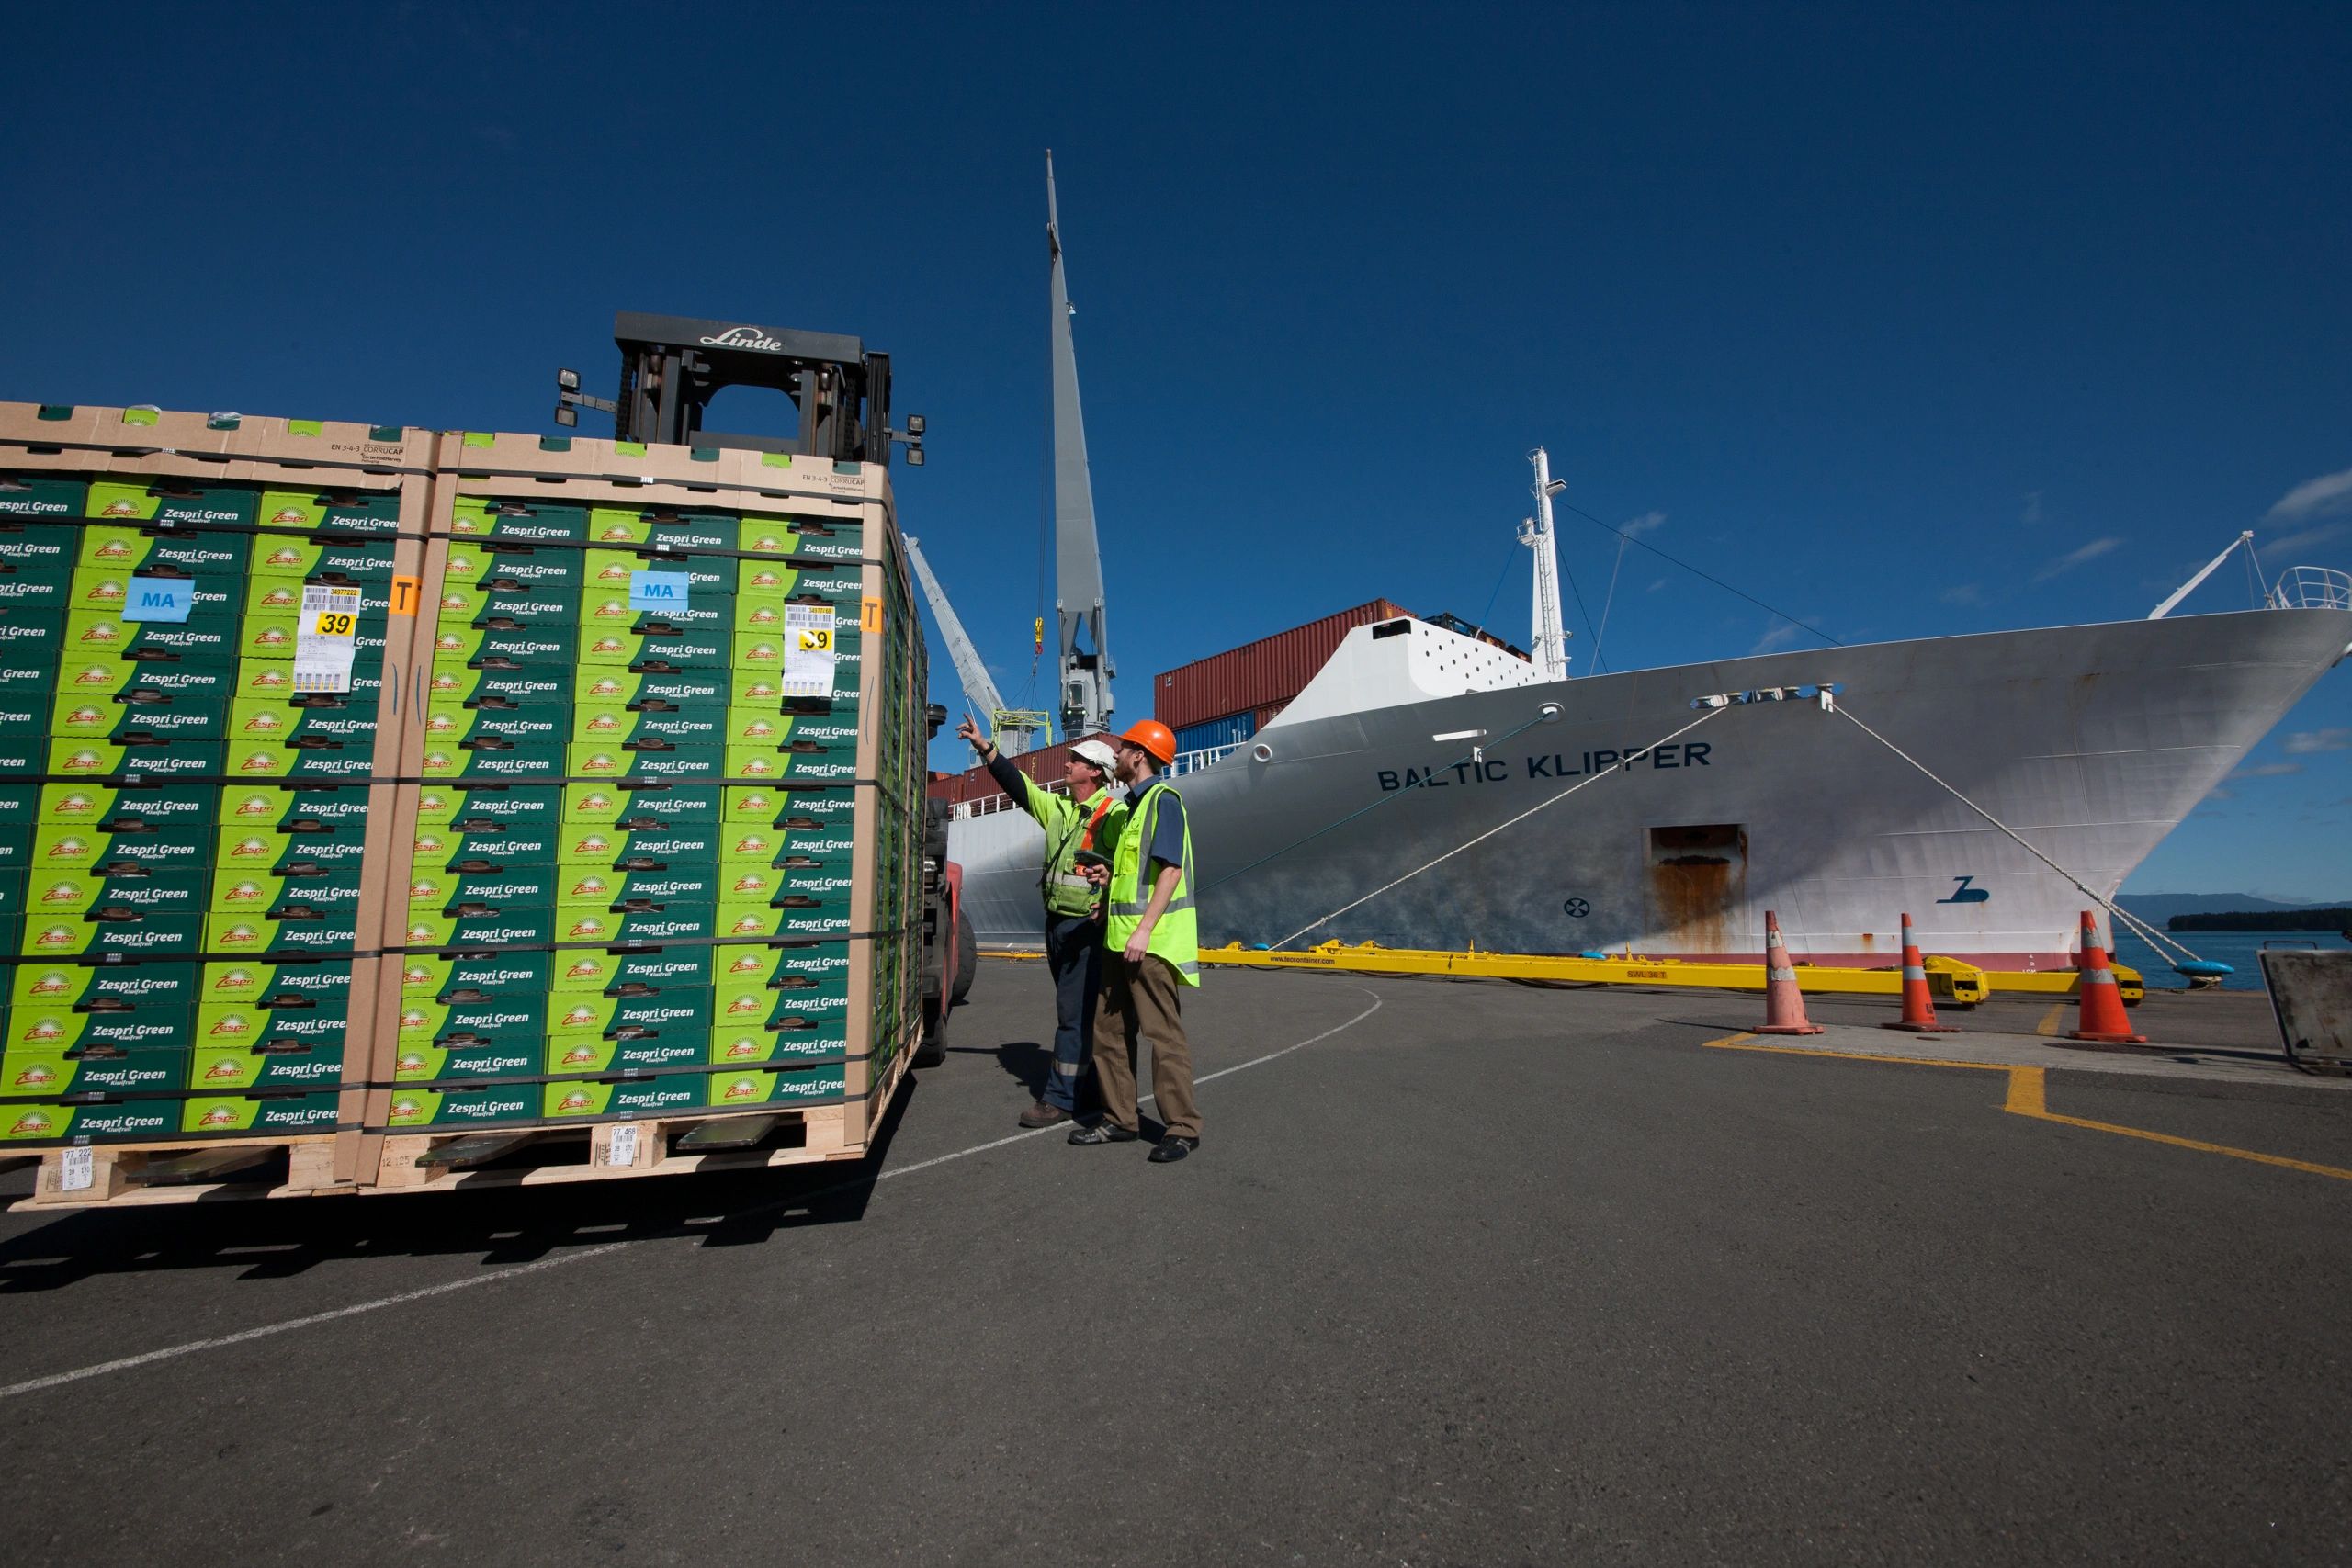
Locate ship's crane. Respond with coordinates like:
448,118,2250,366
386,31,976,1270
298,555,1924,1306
906,536,1050,756
1047,152,1115,738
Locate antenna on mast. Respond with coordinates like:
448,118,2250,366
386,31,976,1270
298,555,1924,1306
1519,446,1572,680
1046,151,1115,738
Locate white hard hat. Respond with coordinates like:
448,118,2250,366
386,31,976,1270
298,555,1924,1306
1069,739,1117,773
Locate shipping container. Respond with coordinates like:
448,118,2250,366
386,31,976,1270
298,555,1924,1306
1153,600,1412,733
1171,713,1256,756
927,732,1115,810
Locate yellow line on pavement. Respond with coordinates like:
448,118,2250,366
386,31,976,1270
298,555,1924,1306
2035,1004,2065,1037
1703,1038,2352,1184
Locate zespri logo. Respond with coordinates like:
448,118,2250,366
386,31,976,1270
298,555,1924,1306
732,833,769,855
77,621,122,645
18,1017,66,1043
418,790,449,814
430,671,460,693
589,636,625,655
586,678,623,698
264,545,306,568
435,633,464,652
439,592,469,611
245,668,290,692
60,749,106,773
559,1043,597,1066
250,626,291,649
424,750,455,773
721,1076,761,1100
100,498,141,518
571,833,611,856
738,790,773,811
268,507,308,525
750,532,786,553
596,561,632,581
563,957,603,980
585,713,619,733
730,873,770,895
217,922,263,949
82,577,126,603
201,1059,244,1082
40,881,80,904
739,719,775,740
734,758,775,778
33,925,74,948
399,1008,430,1032
742,640,780,665
196,1104,241,1126
243,711,285,732
220,880,264,904
407,920,435,942
728,952,763,975
8,1110,59,1136
12,1063,59,1089
726,993,763,1015
208,1012,253,1037
238,750,279,773
45,835,89,859
748,569,784,589
228,836,269,858
71,664,111,685
389,1096,428,1123
401,963,432,987
729,914,765,934
395,1052,427,1076
567,916,610,940
580,752,619,775
211,967,257,993
414,833,446,856
568,875,609,898
722,1036,762,1059
25,970,71,997
407,879,439,901
255,586,298,610
425,712,457,733
553,1089,596,1113
233,792,275,815
748,606,780,626
576,790,613,812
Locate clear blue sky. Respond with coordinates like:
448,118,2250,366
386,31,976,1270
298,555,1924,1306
6,2,2348,899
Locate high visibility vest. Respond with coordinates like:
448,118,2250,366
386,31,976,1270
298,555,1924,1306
1023,776,1126,920
1104,779,1200,987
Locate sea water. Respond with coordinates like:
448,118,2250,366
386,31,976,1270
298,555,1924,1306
2109,927,2349,991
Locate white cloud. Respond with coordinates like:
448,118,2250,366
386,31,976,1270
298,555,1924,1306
2228,761,2304,779
2031,536,2123,583
2021,491,2043,526
1619,510,1667,538
1646,577,1670,593
2261,521,2348,558
2203,786,2235,801
2267,465,2352,521
2284,728,2351,754
1940,583,1985,606
1750,620,1809,655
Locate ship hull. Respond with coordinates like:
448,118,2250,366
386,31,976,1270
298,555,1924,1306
952,609,2350,968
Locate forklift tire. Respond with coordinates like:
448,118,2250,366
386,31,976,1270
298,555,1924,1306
952,907,977,1005
913,998,947,1068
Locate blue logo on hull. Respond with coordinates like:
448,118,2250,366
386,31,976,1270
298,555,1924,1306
1938,875,1990,905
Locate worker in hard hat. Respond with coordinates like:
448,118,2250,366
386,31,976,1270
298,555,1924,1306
957,714,1129,1128
1069,717,1202,1163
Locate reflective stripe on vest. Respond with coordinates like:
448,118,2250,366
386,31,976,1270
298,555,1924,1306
1103,779,1200,988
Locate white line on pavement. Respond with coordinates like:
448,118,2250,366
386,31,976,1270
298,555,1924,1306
0,988,1385,1403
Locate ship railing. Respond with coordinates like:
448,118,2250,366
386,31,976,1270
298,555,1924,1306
1167,741,1245,778
2274,565,2352,611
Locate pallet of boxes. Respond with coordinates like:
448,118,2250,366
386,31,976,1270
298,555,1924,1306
0,403,928,1206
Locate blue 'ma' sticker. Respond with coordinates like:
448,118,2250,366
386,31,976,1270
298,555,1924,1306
629,570,690,610
122,576,196,623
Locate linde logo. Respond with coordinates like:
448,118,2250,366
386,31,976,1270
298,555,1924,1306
699,325,783,352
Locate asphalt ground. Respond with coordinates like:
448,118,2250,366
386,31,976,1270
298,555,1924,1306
1,963,2348,1566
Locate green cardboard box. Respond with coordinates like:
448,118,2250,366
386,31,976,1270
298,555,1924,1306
187,1014,345,1090
544,1026,706,1077
578,623,731,670
553,864,722,907
50,672,235,742
232,657,382,704
398,994,548,1047
566,742,726,782
586,506,737,553
580,667,728,710
428,620,580,667
243,575,397,618
179,1090,342,1136
723,733,859,784
28,867,209,919
544,1072,714,1121
247,534,401,581
427,657,570,708
0,550,74,613
552,903,718,946
0,475,86,521
730,624,863,701
422,702,568,749
205,908,362,956
708,940,854,991
67,564,237,619
214,786,375,870
231,694,378,748
209,863,367,919
739,513,865,563
399,950,559,999
256,486,404,537
571,702,726,748
63,610,239,665
2,1046,188,1100
33,822,212,874
87,479,258,530
411,818,560,869
444,538,584,591
1,1099,181,1145
579,590,730,634
380,1083,542,1129
581,547,730,597
45,738,223,781
6,1000,193,1055
556,822,720,865
544,987,713,1040
446,496,588,544
413,783,565,831
235,610,390,666
73,525,249,579
39,781,218,831
221,726,377,782
200,958,353,1008
0,607,62,661
405,865,558,913
547,942,723,995
389,1035,541,1085
11,956,201,1014
703,1062,849,1110
418,736,567,782
562,780,725,825
438,578,582,627
400,907,558,951
23,904,208,959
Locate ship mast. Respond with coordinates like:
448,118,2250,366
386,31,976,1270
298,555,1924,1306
1519,446,1571,680
1047,152,1115,738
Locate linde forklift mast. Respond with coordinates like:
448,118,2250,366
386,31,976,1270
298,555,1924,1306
556,311,969,1056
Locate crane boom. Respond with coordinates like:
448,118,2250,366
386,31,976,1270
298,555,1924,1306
1047,152,1115,739
905,536,1046,756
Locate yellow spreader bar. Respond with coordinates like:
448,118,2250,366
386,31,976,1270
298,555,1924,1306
1198,941,2142,1006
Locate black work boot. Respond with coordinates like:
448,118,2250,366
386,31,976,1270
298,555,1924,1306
1148,1135,1198,1164
1068,1121,1139,1145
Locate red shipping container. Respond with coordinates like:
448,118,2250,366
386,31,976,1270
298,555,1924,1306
1153,599,1413,732
928,733,1116,808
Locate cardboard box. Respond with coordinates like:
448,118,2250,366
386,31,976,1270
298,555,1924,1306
581,546,730,597
421,703,568,749
411,818,560,868
0,474,87,520
389,1036,541,1085
246,534,402,581
63,610,239,665
398,994,548,1046
552,864,722,907
723,732,859,784
29,867,209,919
33,822,212,874
445,496,589,543
380,1083,541,1129
546,942,723,995
39,781,218,830
85,479,258,529
25,906,207,959
578,624,731,670
1,1046,187,1100
0,1099,180,1145
739,514,865,562
709,940,854,991
0,550,73,613
412,783,565,830
189,1000,347,1083
11,957,201,1014
213,786,375,869
428,621,580,667
581,667,728,710
199,957,353,1008
235,611,390,667
6,1001,193,1055
178,1090,341,1136
399,907,558,950
544,1026,707,1077
418,737,568,782
703,1062,849,1110
46,738,225,780
443,538,585,590
561,780,724,825
220,728,377,783
586,506,737,553
571,702,726,748
49,670,235,742
438,579,582,626
556,821,720,865
232,657,382,703
405,865,558,912
209,863,367,919
542,1074,717,1121
579,590,730,634
551,904,718,946
428,658,570,707
205,908,362,955
566,743,727,782
398,950,559,999
255,486,405,537
68,564,238,620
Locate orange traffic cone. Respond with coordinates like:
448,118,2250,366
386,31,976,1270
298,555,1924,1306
1882,912,1958,1033
1756,910,1824,1035
2067,910,2147,1043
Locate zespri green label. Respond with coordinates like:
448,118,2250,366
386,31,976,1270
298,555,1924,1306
180,1091,340,1135
704,1062,849,1109
255,486,403,536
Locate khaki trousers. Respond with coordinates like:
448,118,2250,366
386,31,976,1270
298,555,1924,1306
1091,953,1200,1139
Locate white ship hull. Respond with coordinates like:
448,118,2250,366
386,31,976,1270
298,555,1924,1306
951,608,2351,968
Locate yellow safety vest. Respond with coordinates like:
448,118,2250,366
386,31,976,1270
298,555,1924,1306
1020,776,1126,920
1104,779,1199,986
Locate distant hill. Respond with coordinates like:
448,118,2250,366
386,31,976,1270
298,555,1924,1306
2119,894,2343,924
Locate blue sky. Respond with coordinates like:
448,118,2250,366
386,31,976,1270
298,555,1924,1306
6,2,2348,898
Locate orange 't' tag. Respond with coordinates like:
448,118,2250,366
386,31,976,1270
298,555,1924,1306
389,576,422,616
860,596,883,635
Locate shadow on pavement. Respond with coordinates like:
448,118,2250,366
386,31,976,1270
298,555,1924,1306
0,1078,922,1296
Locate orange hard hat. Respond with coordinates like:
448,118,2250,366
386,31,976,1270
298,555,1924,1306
1116,719,1177,766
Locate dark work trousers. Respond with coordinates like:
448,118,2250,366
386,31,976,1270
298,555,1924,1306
1041,912,1104,1112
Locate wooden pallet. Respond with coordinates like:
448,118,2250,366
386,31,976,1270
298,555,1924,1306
19,1135,345,1209
368,1102,859,1192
